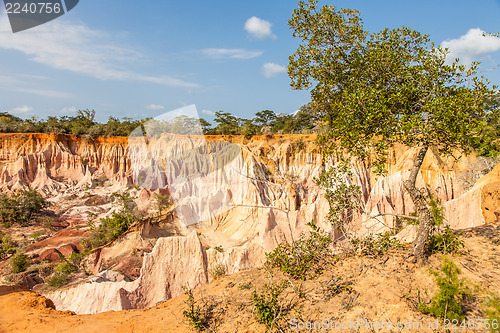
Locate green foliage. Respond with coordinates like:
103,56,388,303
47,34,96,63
214,245,224,253
152,192,172,219
0,232,16,259
252,281,288,331
289,0,497,260
291,137,306,151
484,295,500,332
428,225,464,255
47,272,69,288
182,288,209,332
418,257,466,321
239,282,252,290
0,189,48,227
213,111,240,135
68,251,87,270
348,232,401,256
29,231,44,242
209,263,226,280
266,222,331,280
289,0,497,165
56,261,78,275
87,192,140,249
88,211,135,248
315,162,363,233
254,110,277,127
10,253,29,273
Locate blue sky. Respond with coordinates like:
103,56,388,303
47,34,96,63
1,0,500,123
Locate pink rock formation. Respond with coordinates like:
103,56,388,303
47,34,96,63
0,133,497,314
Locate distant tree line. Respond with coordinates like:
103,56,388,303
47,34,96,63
0,104,322,139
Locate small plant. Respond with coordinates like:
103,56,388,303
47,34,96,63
214,245,224,253
484,295,500,332
0,189,48,227
56,261,78,274
348,232,401,256
239,282,252,290
209,263,226,280
252,281,288,331
418,257,467,321
266,221,331,280
10,253,30,273
29,231,44,242
428,225,464,255
182,288,209,332
291,137,306,151
69,251,87,270
315,161,364,233
47,272,69,288
0,232,16,259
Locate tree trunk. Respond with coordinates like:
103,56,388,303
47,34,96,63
403,146,433,263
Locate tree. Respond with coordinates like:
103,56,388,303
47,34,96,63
254,110,277,127
288,0,498,262
199,118,213,134
213,111,240,135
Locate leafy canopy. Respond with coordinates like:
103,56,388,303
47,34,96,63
288,0,498,166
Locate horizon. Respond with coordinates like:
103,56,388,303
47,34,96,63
0,0,500,122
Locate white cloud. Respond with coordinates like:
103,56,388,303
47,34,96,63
0,17,198,88
13,87,72,98
6,105,33,115
262,63,286,78
244,17,276,40
146,104,165,110
60,106,77,114
202,48,263,59
202,109,215,116
441,28,500,65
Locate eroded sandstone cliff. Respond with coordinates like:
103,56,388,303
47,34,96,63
0,133,498,314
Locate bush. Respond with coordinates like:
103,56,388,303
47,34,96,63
209,263,226,280
348,232,401,256
47,272,69,288
252,281,288,331
56,261,78,275
182,288,209,332
418,257,467,321
484,295,500,332
10,253,29,273
0,189,48,227
428,225,464,255
0,232,16,259
88,211,137,248
266,222,331,280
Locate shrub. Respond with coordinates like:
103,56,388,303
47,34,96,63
315,162,364,233
239,282,252,290
348,232,401,256
418,257,467,321
209,263,226,280
0,232,16,259
88,211,137,248
0,189,48,227
291,137,306,151
47,272,69,288
266,222,331,280
484,295,500,332
252,281,288,331
182,288,209,332
10,253,29,273
56,261,78,275
428,225,464,255
214,245,224,253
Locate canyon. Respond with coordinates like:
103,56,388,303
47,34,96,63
0,133,499,315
